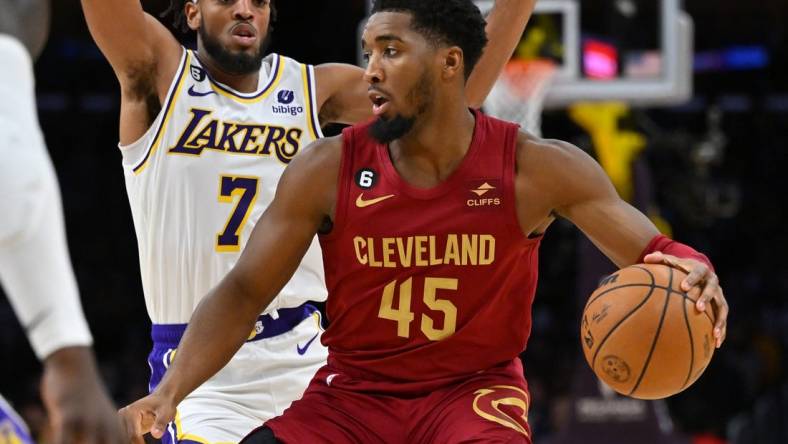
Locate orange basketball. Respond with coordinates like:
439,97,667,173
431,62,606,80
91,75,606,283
580,263,716,400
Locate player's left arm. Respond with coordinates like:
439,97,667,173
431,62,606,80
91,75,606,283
118,138,342,442
515,134,728,347
314,0,536,125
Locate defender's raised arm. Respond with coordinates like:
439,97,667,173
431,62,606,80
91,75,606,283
81,0,182,141
466,0,536,107
81,0,181,82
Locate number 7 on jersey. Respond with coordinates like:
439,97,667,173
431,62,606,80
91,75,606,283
216,175,260,252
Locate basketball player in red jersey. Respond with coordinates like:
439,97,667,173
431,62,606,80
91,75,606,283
120,0,729,442
84,0,534,441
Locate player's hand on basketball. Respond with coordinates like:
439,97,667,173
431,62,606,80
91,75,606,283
643,251,728,348
119,392,176,444
41,346,124,444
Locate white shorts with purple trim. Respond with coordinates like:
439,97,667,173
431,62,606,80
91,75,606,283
148,303,327,444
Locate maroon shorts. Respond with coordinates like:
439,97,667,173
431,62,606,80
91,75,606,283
264,359,532,443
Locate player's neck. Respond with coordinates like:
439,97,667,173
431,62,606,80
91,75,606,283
389,105,475,185
197,51,260,93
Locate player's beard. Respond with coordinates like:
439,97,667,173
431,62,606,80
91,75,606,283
199,24,272,75
369,114,415,145
369,70,432,144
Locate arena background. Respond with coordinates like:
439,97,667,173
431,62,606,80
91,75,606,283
1,0,787,443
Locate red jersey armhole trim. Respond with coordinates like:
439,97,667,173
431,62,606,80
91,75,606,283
502,123,532,243
319,129,353,241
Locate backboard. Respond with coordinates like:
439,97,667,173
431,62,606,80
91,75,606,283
360,0,693,109
473,0,694,108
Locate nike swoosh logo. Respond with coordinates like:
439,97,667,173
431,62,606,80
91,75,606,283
187,85,217,97
355,193,395,208
297,333,319,355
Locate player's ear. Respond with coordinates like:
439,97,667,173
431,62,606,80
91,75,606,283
185,1,201,31
441,46,464,81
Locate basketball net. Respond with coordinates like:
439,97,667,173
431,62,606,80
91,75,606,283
483,59,557,136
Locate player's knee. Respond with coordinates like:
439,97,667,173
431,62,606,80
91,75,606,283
240,427,282,444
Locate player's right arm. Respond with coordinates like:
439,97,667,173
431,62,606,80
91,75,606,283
81,0,182,142
118,136,343,442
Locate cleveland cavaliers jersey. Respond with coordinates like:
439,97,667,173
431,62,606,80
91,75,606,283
121,49,326,324
319,110,542,394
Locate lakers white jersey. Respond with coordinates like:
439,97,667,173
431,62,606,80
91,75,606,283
120,49,326,324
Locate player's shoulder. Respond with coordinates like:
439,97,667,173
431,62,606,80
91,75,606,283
517,129,586,163
514,130,605,186
269,52,303,69
277,135,344,213
513,130,617,209
301,134,344,157
287,135,344,176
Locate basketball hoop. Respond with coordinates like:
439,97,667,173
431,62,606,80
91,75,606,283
483,59,557,136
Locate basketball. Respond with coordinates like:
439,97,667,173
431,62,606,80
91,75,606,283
580,263,716,400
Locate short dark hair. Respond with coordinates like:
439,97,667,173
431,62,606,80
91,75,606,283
371,0,488,80
162,0,278,34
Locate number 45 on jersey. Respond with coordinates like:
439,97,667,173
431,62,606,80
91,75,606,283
379,277,459,341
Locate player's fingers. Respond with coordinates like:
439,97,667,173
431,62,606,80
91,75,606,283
118,406,145,444
695,273,718,311
642,251,666,264
644,252,693,276
718,323,727,348
645,251,678,271
712,289,729,348
125,416,146,444
150,407,173,440
686,285,701,304
151,423,166,439
682,262,710,292
713,314,727,349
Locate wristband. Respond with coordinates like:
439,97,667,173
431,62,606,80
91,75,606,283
638,234,714,272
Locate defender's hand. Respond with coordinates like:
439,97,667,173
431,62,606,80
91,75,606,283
644,252,728,348
41,346,124,444
118,393,176,444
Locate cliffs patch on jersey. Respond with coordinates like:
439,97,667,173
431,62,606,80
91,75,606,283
168,108,304,164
